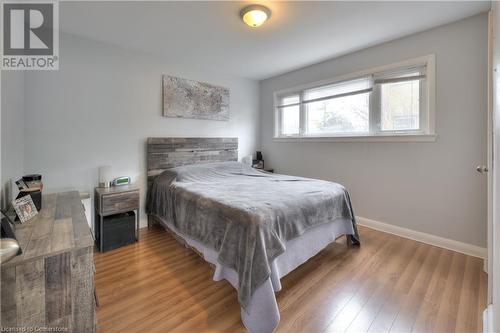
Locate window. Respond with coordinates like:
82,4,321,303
304,78,371,135
274,56,435,141
280,95,300,135
375,67,426,133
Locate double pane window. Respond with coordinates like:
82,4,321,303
276,62,428,138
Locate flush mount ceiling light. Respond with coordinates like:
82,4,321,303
240,4,271,28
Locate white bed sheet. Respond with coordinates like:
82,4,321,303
158,218,355,333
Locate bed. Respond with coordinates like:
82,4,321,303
145,137,360,333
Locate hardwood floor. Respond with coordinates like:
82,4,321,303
94,225,487,333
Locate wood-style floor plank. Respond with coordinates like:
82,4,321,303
95,225,487,333
410,249,454,333
344,234,420,333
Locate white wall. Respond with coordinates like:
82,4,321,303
260,14,488,247
1,71,24,208
22,32,260,227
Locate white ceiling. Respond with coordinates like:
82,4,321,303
60,1,490,80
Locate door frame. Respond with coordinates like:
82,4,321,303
486,5,500,333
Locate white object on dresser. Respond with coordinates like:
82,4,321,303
80,192,92,232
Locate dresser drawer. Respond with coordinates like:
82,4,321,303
101,191,139,215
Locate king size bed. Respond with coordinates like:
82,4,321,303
146,137,360,333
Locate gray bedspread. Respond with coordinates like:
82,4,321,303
146,161,359,310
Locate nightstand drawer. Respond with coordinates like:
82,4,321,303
101,191,139,215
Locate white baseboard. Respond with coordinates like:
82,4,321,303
356,216,487,260
139,217,148,229
483,304,494,333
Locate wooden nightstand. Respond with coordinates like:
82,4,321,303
94,185,140,251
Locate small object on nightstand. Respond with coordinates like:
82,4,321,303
252,160,264,169
112,176,131,186
98,165,112,188
94,185,140,252
252,151,265,170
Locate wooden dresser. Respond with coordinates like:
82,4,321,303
1,191,95,332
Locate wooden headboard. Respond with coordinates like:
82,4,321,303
146,137,238,182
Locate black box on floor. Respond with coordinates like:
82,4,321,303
96,211,136,252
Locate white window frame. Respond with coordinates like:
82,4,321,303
273,55,436,142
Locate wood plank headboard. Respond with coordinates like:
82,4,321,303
146,137,238,182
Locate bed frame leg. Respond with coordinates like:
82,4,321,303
148,215,160,228
346,234,351,246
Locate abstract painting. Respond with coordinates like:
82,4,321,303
162,75,230,121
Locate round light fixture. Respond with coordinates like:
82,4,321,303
240,5,271,28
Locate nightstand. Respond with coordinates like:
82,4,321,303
94,185,140,252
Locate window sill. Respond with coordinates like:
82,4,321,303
272,133,437,143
